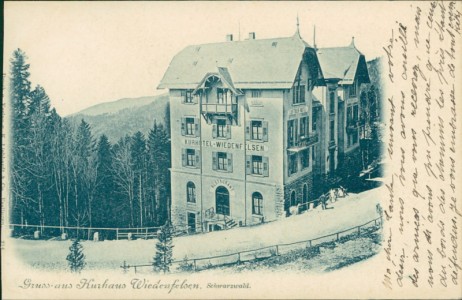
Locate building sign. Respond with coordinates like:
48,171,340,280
288,105,308,116
210,178,235,192
184,139,267,152
249,99,263,106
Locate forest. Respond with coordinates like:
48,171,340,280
9,49,171,238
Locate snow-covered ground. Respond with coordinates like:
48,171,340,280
11,184,383,272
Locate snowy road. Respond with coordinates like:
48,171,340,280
12,184,383,271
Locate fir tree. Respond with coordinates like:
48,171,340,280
147,122,171,225
131,132,147,227
95,134,113,229
10,49,33,226
153,221,174,273
66,239,86,273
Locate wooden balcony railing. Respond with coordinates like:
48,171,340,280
288,132,319,150
201,103,238,115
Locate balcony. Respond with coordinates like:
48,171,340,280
346,120,359,133
288,132,319,152
201,103,237,114
201,103,238,123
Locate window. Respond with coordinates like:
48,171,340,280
217,152,227,170
252,192,263,215
246,155,269,176
185,117,195,136
347,104,359,128
187,149,195,166
300,148,310,169
252,155,263,175
312,113,317,131
353,129,359,144
300,117,309,138
350,83,357,97
217,88,228,104
251,90,262,98
246,120,268,141
252,121,263,140
186,182,196,203
353,104,359,122
347,106,353,124
213,152,233,172
182,149,200,168
213,119,230,139
288,119,297,147
289,153,298,175
329,91,336,114
183,90,193,103
330,120,335,142
181,117,199,137
292,84,306,104
217,119,227,138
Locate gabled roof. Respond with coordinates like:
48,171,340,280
192,67,242,96
316,39,370,85
158,34,320,90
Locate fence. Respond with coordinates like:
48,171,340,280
8,223,190,240
293,186,349,214
120,216,382,274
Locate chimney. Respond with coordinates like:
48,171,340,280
248,32,256,40
226,34,233,42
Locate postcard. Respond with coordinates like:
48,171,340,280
2,1,461,299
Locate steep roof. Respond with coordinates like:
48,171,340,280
158,34,320,90
316,39,370,85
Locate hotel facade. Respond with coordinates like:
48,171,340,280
158,31,370,232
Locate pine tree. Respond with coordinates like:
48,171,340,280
153,221,174,273
112,136,135,227
147,122,171,225
94,135,113,229
9,49,33,226
131,131,147,227
66,239,86,273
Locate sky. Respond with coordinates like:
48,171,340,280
4,1,409,116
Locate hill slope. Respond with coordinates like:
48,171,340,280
67,94,169,143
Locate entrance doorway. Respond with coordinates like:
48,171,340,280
329,149,335,177
290,191,297,206
187,212,196,233
215,186,230,216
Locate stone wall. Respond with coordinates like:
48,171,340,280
283,172,313,215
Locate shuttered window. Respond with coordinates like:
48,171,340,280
246,120,268,142
186,118,195,136
182,149,200,168
213,119,230,139
181,117,200,137
212,152,233,172
246,155,269,177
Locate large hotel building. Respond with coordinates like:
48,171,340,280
158,30,370,232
